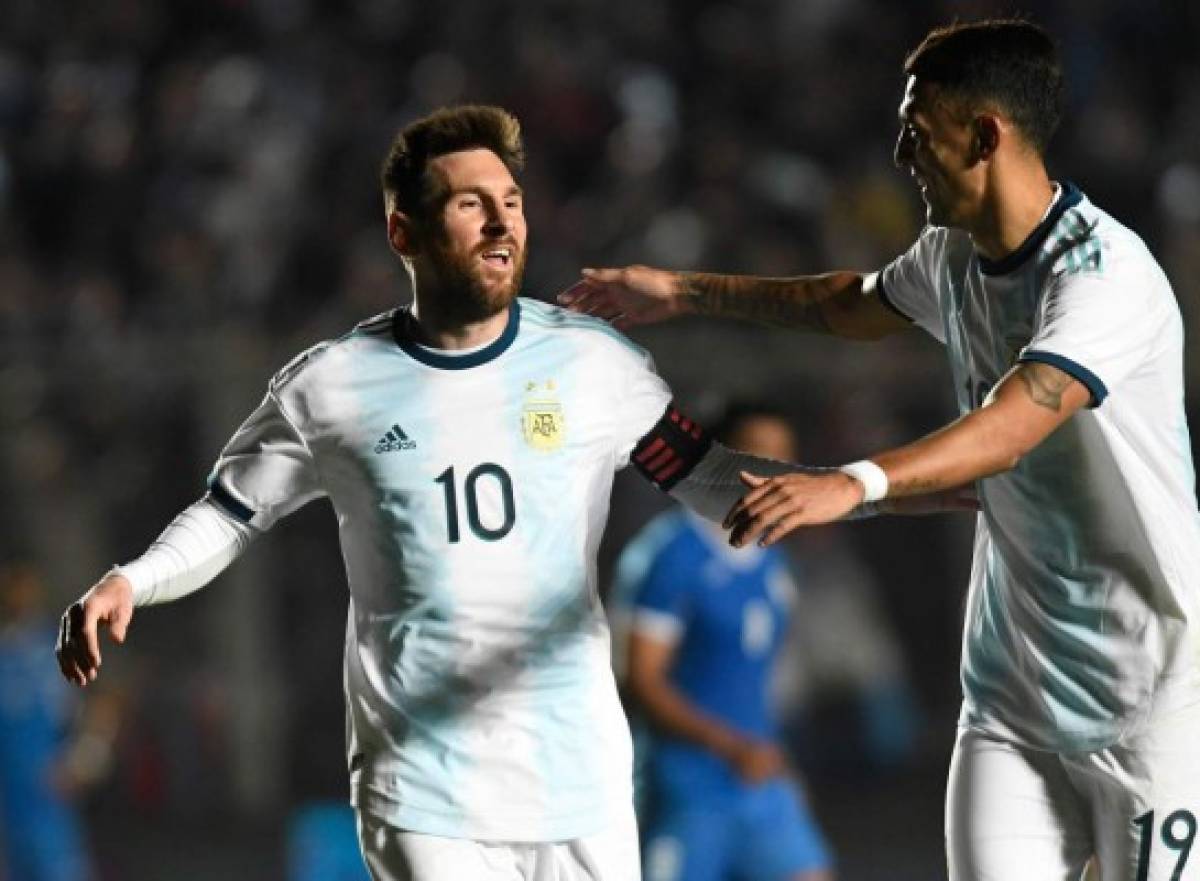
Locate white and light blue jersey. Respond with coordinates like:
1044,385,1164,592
878,183,1200,752
207,298,672,841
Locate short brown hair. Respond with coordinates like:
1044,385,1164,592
380,104,525,216
904,19,1062,154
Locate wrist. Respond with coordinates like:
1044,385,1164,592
674,272,702,317
107,565,143,605
839,459,889,503
707,728,747,762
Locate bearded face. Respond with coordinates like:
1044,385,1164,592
411,149,528,325
422,219,527,325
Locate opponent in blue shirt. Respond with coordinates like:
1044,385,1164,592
614,405,833,881
0,565,97,881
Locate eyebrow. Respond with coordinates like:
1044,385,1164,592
453,185,524,198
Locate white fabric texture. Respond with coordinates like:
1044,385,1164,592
356,803,640,881
117,498,256,605
879,183,1200,752
146,299,670,843
947,700,1200,881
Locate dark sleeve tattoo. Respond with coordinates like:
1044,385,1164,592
679,272,837,333
1016,362,1075,412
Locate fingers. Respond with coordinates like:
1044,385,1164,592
580,267,625,283
757,512,808,547
724,473,850,545
722,473,772,528
56,610,79,685
556,280,624,321
730,493,798,546
56,603,95,687
109,601,132,644
81,601,102,676
556,279,596,307
739,471,766,488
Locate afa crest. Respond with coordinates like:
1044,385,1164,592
522,380,565,452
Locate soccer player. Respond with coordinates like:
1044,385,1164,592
54,105,934,881
614,404,832,881
0,563,115,881
559,20,1200,881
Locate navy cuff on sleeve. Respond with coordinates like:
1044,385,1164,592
207,478,256,523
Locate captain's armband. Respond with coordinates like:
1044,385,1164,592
631,403,713,492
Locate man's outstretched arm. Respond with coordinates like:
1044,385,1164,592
628,403,976,524
724,361,1091,547
559,266,909,340
56,498,256,687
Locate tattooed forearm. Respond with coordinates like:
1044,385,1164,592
1016,362,1074,412
679,272,838,333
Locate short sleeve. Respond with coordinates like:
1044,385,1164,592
1019,257,1164,407
607,338,673,466
628,552,693,643
610,519,692,645
876,227,949,344
208,391,325,530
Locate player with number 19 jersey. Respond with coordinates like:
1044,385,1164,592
208,297,671,842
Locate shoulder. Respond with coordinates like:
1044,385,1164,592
885,225,966,277
1043,194,1161,282
615,510,696,586
912,224,962,258
518,297,651,360
269,310,398,394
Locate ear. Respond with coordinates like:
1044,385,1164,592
387,211,418,257
973,115,1001,161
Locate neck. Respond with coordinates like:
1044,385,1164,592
967,161,1056,261
410,295,511,350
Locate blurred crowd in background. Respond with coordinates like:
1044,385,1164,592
1,0,1197,878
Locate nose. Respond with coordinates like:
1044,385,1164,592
482,200,512,237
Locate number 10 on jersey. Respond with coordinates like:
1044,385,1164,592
435,464,516,543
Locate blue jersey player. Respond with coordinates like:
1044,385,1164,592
0,565,99,881
615,405,832,881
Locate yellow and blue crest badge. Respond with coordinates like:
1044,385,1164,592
522,380,565,452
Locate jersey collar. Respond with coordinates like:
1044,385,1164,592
392,300,521,370
977,181,1083,276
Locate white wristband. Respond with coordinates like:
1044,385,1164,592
839,460,889,502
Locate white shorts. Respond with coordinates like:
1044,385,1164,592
356,808,641,881
946,701,1200,881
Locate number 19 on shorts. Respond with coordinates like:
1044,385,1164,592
1135,809,1196,881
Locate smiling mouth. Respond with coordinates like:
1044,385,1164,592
480,247,514,268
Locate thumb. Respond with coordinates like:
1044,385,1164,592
581,267,619,282
739,471,766,488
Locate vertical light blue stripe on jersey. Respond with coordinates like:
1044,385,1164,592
512,301,620,833
347,331,473,832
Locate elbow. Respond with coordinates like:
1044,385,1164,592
626,671,665,714
626,674,652,709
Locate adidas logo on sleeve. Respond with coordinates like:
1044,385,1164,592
375,424,417,453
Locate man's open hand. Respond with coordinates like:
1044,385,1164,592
724,471,865,547
557,265,686,329
56,573,134,687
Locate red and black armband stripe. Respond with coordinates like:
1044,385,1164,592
632,403,712,492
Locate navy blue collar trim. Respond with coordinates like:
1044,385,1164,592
978,182,1083,276
392,300,521,370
